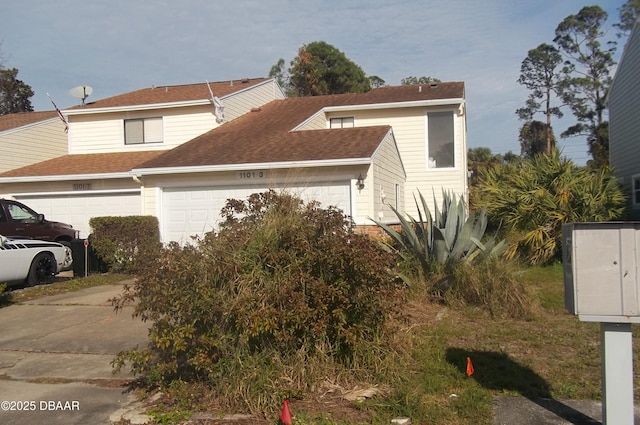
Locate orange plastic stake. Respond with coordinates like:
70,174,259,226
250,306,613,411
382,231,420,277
466,356,474,377
280,399,292,425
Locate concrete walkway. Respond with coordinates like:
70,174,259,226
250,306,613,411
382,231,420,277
0,281,150,425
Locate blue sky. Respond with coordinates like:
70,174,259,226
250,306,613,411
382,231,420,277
1,0,627,164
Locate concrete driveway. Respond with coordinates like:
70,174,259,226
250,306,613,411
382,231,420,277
0,280,150,425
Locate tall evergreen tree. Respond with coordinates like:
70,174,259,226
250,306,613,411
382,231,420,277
0,67,34,115
519,120,556,159
516,43,563,154
554,5,616,168
614,0,640,37
287,41,370,97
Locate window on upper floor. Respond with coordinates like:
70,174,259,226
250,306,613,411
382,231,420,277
330,117,354,128
633,174,640,207
426,111,455,169
124,117,163,145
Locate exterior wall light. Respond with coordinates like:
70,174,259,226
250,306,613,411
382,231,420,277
356,174,365,190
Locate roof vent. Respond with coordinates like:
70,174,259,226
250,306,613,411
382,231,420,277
251,107,261,112
430,83,438,88
241,78,249,83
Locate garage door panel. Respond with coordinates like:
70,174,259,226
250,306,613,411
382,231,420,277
162,183,351,244
15,193,141,239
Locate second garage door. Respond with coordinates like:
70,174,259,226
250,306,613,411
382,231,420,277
162,183,351,244
14,191,141,238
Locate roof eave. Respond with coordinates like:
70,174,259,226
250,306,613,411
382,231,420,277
133,158,373,177
291,98,465,131
0,172,134,183
323,98,466,113
64,99,213,115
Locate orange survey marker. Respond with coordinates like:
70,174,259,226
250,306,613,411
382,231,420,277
466,357,474,377
280,399,292,425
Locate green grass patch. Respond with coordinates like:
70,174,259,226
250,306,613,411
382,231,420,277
1,273,131,306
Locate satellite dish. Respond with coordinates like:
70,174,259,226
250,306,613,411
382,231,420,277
69,85,93,104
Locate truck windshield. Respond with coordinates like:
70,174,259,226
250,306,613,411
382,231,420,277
7,203,39,223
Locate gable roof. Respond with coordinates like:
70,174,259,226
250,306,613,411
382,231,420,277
0,111,59,132
66,78,271,111
0,81,464,180
137,82,464,171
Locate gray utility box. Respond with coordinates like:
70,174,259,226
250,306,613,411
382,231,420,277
563,222,640,323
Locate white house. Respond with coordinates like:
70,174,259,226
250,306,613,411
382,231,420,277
0,78,467,243
609,18,640,219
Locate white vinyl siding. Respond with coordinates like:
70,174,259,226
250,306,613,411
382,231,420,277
351,130,406,226
0,119,68,173
220,80,285,120
67,80,285,155
333,106,466,218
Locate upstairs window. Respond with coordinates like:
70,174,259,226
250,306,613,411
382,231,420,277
330,117,354,128
633,174,640,206
427,112,455,168
125,117,163,145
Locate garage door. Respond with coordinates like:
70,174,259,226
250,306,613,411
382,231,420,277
162,183,351,244
14,192,141,239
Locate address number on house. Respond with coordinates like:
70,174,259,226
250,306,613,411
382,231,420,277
73,183,93,191
237,170,266,179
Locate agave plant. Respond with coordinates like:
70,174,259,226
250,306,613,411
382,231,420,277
374,190,507,288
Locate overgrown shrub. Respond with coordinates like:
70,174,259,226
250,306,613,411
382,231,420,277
112,190,404,415
89,216,161,273
474,149,626,265
444,259,534,319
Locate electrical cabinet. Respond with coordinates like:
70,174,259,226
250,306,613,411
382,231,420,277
562,222,640,323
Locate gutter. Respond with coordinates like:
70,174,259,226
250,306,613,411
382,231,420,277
133,158,373,177
0,172,135,183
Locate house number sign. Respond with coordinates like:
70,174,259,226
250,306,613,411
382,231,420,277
237,170,266,179
73,183,93,191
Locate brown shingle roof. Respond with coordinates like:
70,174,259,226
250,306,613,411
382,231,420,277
1,82,464,178
138,82,464,169
68,78,271,110
0,151,166,178
0,111,59,132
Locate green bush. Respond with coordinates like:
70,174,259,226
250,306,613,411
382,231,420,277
112,190,403,415
89,216,161,273
474,149,626,265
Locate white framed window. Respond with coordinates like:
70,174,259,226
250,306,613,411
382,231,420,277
426,111,455,169
125,117,163,145
330,117,354,128
633,174,640,207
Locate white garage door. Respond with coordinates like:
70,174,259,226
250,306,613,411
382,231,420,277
162,183,351,244
15,192,141,239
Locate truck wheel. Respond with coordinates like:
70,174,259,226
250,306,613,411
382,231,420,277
27,253,56,286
